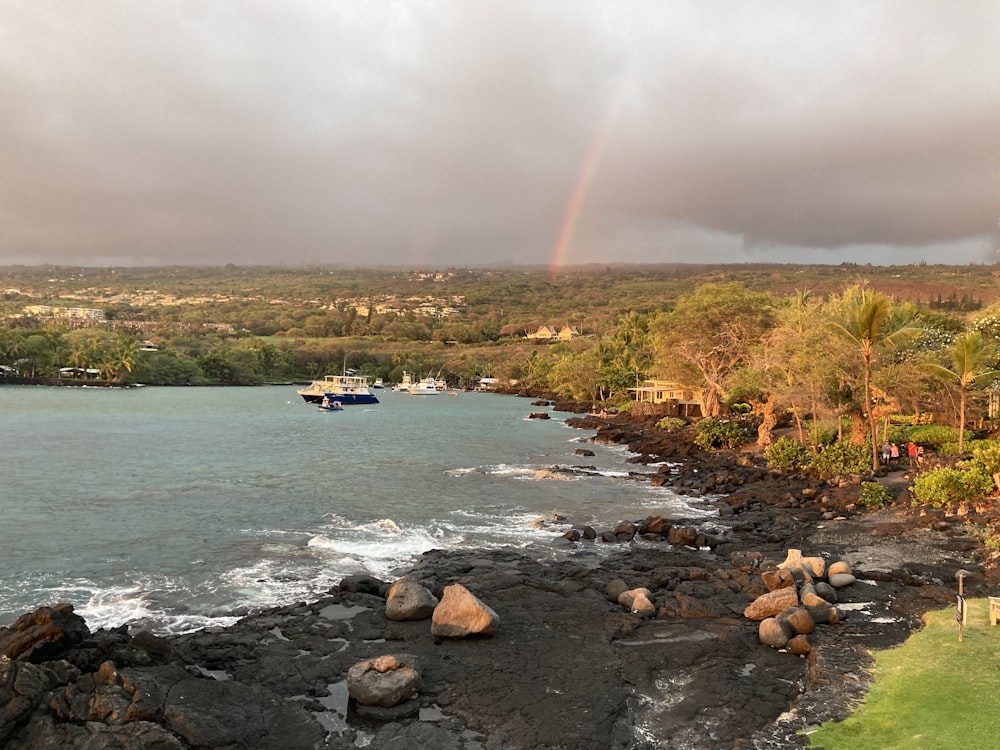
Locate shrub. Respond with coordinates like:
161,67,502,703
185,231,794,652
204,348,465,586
765,436,810,470
811,422,840,447
693,418,750,450
656,416,687,432
808,441,872,476
971,441,1000,477
858,481,893,509
909,425,958,447
910,466,995,508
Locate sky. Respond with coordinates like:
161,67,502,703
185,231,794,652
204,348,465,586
1,1,998,269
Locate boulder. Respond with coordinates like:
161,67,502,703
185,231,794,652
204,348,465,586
786,635,812,655
828,573,857,589
814,581,838,603
776,607,815,636
618,588,655,616
758,618,791,649
743,586,798,621
760,568,795,592
431,584,499,637
776,549,803,570
827,560,852,577
798,557,826,579
606,579,629,603
347,654,421,708
385,577,439,622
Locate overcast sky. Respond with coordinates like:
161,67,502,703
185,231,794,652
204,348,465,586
1,1,998,268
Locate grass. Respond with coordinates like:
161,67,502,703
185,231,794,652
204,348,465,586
808,598,1000,749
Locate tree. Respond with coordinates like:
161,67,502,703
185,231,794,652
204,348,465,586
651,283,777,417
925,331,999,453
826,287,921,471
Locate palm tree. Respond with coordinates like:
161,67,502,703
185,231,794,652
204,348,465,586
827,288,921,471
925,332,999,453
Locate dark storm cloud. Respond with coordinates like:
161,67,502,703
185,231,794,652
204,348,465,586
1,1,997,267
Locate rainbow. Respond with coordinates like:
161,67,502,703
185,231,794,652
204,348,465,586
549,74,631,277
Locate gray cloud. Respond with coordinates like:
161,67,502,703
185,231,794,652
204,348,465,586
1,1,997,267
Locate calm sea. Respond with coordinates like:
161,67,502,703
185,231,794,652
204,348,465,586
1,385,714,634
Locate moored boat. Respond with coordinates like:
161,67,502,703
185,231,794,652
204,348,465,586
409,376,444,395
318,396,343,411
297,374,380,405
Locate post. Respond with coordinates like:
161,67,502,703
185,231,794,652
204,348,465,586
956,570,969,642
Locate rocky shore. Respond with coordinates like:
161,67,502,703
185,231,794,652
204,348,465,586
3,409,997,749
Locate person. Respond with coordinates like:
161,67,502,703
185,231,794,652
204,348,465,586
881,441,891,465
599,407,608,419
907,441,918,467
890,442,900,464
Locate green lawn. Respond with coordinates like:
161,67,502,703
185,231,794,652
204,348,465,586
808,598,1000,749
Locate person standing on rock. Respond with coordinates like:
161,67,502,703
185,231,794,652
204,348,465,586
881,441,891,465
890,442,900,464
907,441,918,467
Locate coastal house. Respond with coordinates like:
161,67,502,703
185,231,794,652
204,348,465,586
526,325,580,341
526,325,558,340
630,379,702,417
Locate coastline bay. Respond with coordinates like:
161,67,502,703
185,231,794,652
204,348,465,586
0,385,711,634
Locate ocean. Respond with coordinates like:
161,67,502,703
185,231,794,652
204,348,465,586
0,385,715,635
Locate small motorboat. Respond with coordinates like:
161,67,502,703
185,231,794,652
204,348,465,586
318,396,343,411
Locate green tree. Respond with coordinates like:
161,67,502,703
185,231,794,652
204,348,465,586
924,331,999,453
651,283,777,417
826,287,921,471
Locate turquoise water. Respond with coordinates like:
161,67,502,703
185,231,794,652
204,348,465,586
0,385,713,634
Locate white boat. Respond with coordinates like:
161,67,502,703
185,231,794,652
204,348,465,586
297,374,380,405
392,372,414,392
409,376,444,395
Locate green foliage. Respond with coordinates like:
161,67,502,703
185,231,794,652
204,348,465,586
971,441,1000,476
765,436,810,470
908,425,957,446
655,416,686,432
693,418,750,450
858,482,893,509
910,466,994,508
808,441,872,476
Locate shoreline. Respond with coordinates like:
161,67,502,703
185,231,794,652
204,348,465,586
3,405,996,749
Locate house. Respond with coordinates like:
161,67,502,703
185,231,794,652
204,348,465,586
527,325,558,340
526,325,580,341
629,379,702,417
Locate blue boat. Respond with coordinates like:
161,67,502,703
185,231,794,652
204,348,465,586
297,374,380,405
318,396,343,411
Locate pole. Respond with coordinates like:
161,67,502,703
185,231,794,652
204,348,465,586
957,570,969,642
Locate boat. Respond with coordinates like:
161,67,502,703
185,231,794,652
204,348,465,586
317,396,343,411
392,372,414,392
297,374,380,405
372,378,385,389
408,376,444,395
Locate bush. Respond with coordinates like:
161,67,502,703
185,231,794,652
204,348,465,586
858,481,893,509
765,436,810,470
693,418,750,450
808,441,872,476
909,425,958,447
656,416,687,432
911,466,995,508
971,441,1000,477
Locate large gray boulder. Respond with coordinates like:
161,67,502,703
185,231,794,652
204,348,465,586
385,576,438,621
347,654,421,708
